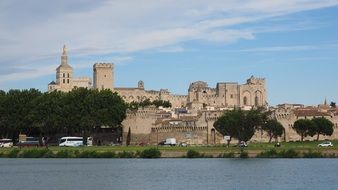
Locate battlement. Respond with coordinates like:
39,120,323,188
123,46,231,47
171,95,188,99
246,75,265,85
93,63,113,68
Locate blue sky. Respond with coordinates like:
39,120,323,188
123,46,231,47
0,0,338,106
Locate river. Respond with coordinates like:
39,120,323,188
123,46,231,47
0,158,337,190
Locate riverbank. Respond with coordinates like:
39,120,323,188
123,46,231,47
1,145,338,158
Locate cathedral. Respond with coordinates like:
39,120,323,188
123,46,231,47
48,45,267,109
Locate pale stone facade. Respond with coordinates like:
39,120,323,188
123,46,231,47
48,45,92,92
187,76,267,108
48,46,277,145
93,63,114,91
272,103,338,141
49,46,266,110
122,104,338,145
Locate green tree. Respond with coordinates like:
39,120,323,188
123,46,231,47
31,91,65,137
128,99,172,110
63,88,127,142
214,108,266,143
3,89,42,137
126,127,131,146
0,90,7,138
292,119,316,141
139,98,152,107
152,100,172,108
262,119,284,143
312,117,334,141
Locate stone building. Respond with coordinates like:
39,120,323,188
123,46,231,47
93,63,114,91
47,46,273,145
48,45,92,92
187,76,267,108
48,46,267,109
273,103,338,141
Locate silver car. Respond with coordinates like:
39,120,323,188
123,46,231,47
317,141,333,147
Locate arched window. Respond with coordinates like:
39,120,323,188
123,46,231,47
63,73,65,77
67,73,70,78
243,97,247,106
255,96,259,106
67,79,69,84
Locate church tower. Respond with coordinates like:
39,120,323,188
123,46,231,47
93,63,114,91
55,45,73,92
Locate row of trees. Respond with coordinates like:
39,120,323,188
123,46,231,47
293,117,334,141
214,108,334,143
128,98,171,110
0,88,128,140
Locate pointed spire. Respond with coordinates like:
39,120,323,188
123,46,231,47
324,98,327,105
60,44,70,67
62,44,67,56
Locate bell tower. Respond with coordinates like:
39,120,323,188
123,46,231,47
56,45,73,92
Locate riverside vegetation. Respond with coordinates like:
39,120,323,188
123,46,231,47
1,140,337,158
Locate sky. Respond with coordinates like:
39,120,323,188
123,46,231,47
0,0,338,106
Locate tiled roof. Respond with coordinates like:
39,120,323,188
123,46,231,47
294,109,331,117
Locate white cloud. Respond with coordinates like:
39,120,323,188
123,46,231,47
1,0,338,84
233,43,338,53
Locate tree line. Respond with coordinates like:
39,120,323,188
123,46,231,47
128,98,172,110
214,108,334,143
0,88,128,140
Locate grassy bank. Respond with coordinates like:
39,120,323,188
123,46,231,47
1,140,337,158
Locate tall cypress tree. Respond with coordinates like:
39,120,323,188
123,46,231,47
126,127,131,146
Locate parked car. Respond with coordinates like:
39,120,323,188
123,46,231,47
317,141,333,147
179,142,188,147
239,141,247,147
274,142,281,147
158,140,166,146
0,139,13,148
17,137,40,147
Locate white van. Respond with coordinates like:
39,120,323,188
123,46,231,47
0,139,13,147
59,137,93,147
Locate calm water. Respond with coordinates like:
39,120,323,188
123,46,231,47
0,158,337,190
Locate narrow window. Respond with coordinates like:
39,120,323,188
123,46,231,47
255,96,259,106
63,79,65,83
68,73,70,78
243,97,247,106
67,79,69,83
63,73,65,77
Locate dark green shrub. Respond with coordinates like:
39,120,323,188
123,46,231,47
78,150,98,158
186,149,200,158
256,149,278,158
222,152,235,158
303,151,322,158
56,149,75,158
117,151,135,158
278,149,299,158
97,151,116,158
140,148,161,158
239,151,249,158
7,148,20,158
18,148,50,158
43,150,56,158
322,153,337,158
